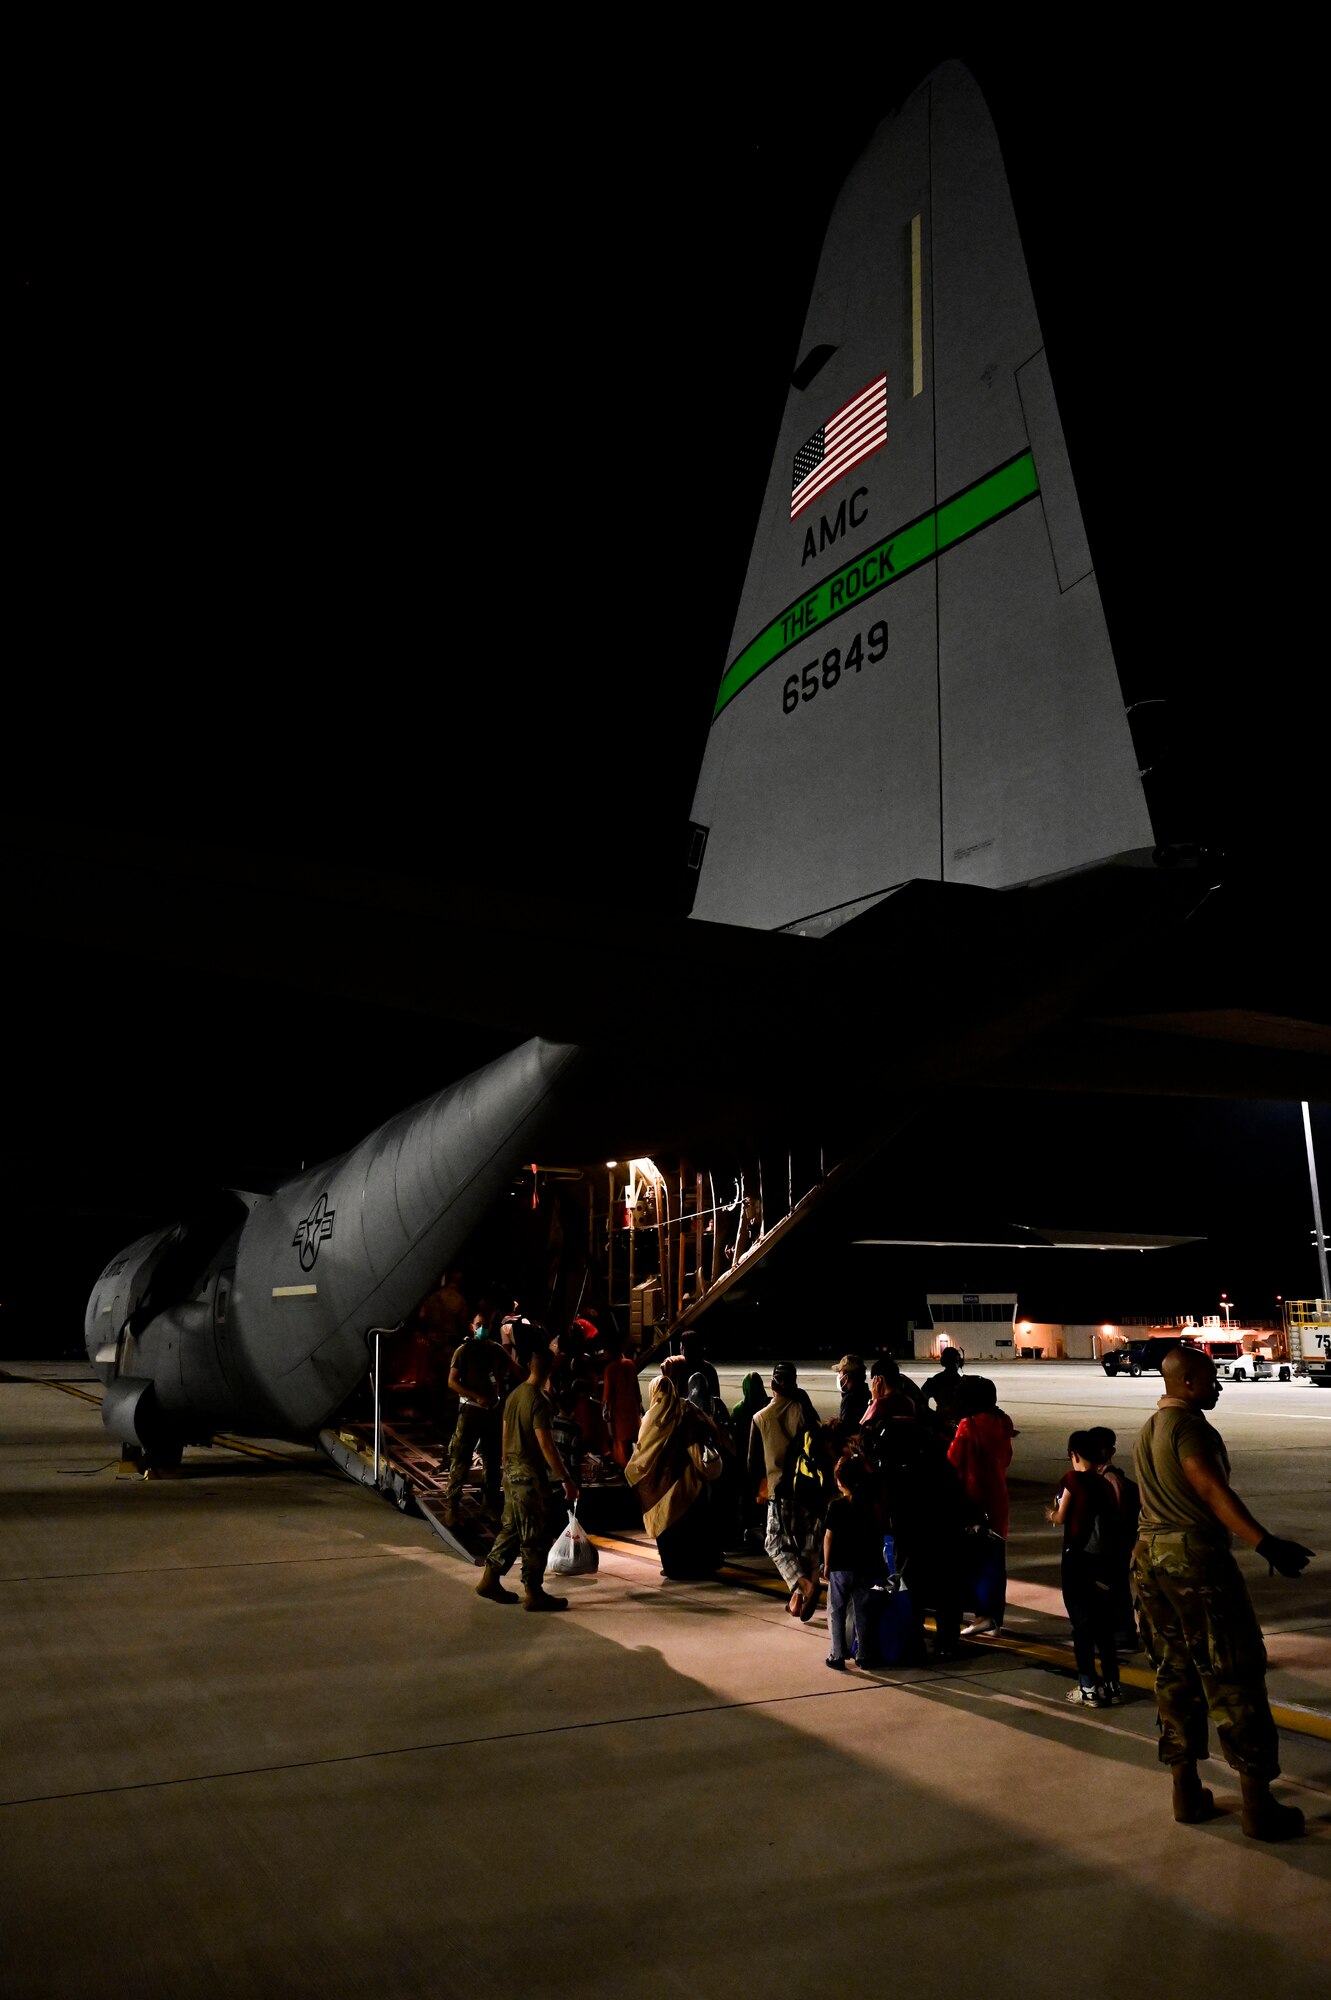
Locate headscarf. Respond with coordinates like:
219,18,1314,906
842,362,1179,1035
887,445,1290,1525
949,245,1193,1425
625,1375,706,1539
732,1370,767,1428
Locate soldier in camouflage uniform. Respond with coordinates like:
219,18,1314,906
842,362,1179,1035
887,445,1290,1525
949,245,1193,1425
476,1333,578,1613
1132,1345,1313,1840
440,1326,520,1526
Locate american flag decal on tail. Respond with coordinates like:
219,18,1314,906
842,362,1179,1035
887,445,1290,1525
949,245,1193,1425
791,375,887,520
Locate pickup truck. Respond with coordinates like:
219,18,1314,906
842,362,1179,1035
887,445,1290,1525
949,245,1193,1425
1102,1338,1185,1377
1102,1337,1291,1381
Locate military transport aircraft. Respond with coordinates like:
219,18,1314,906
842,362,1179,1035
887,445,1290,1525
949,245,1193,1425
35,62,1328,1476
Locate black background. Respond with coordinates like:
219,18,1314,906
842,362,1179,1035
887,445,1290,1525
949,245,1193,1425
8,34,1325,1349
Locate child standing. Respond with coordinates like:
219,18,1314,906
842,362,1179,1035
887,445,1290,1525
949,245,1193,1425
1047,1429,1121,1706
822,1455,887,1670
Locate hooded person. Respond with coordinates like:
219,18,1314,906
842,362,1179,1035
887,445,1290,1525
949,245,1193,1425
730,1371,770,1550
732,1371,768,1457
625,1375,724,1579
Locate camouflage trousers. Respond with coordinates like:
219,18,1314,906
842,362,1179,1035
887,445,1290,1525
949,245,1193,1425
1133,1531,1279,1779
445,1402,501,1509
486,1472,560,1591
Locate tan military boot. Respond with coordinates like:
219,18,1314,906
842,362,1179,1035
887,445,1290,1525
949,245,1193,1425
1240,1775,1305,1841
475,1564,518,1604
522,1584,569,1612
1171,1762,1216,1823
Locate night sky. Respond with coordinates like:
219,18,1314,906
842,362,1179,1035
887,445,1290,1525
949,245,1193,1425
8,38,1326,1352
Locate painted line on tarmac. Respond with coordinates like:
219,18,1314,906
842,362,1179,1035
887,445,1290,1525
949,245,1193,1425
935,1679,1331,1798
27,1377,317,1467
30,1377,1331,1743
587,1534,1331,1741
922,1627,1331,1740
590,1533,799,1604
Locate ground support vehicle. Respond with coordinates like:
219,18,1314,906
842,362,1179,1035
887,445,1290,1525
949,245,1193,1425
1210,1352,1289,1382
1285,1302,1331,1388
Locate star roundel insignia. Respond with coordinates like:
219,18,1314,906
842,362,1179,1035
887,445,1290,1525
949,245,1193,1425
293,1193,336,1271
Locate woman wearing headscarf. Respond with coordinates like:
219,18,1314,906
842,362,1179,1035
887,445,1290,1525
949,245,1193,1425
625,1375,724,1578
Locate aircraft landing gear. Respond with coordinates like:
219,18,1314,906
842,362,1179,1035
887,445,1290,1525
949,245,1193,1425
122,1438,185,1478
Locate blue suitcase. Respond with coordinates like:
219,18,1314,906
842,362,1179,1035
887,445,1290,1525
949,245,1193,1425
852,1581,920,1669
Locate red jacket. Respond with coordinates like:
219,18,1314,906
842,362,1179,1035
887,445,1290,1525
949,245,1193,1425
948,1410,1015,1538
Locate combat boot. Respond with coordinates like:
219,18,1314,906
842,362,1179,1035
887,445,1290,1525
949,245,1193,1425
522,1584,569,1612
1240,1775,1305,1841
1171,1762,1216,1824
475,1564,519,1604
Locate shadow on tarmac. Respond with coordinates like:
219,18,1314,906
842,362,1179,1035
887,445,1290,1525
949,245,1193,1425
885,1671,1331,1870
5,1475,1331,1991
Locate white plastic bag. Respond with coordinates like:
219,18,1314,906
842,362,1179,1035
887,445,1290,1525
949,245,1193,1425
546,1502,599,1577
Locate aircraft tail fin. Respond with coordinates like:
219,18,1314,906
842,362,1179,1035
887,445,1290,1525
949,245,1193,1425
688,61,1153,934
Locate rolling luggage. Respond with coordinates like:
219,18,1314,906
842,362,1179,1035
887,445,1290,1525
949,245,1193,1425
852,1580,921,1669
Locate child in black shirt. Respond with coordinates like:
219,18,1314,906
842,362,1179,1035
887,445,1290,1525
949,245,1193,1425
822,1455,887,1670
1048,1429,1120,1705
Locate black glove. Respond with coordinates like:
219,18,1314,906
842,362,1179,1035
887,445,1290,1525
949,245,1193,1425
1254,1534,1315,1578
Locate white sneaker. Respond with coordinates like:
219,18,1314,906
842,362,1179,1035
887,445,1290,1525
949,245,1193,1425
1067,1684,1106,1707
961,1619,998,1637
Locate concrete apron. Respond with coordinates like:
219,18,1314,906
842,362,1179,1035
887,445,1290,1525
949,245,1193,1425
3,1373,1329,2000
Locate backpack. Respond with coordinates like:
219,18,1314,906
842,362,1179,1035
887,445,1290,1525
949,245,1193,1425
787,1421,832,1517
1109,1469,1141,1533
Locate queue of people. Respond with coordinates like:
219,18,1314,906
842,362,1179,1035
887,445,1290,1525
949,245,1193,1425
617,1347,1021,1663
621,1345,1314,1841
434,1290,1317,1839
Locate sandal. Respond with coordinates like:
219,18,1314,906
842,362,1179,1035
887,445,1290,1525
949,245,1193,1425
798,1579,819,1622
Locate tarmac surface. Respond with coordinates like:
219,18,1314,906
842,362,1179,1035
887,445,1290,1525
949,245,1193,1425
2,1358,1329,1998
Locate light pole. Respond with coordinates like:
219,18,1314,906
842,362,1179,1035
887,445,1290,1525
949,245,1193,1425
1220,1293,1231,1330
1303,1102,1330,1303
